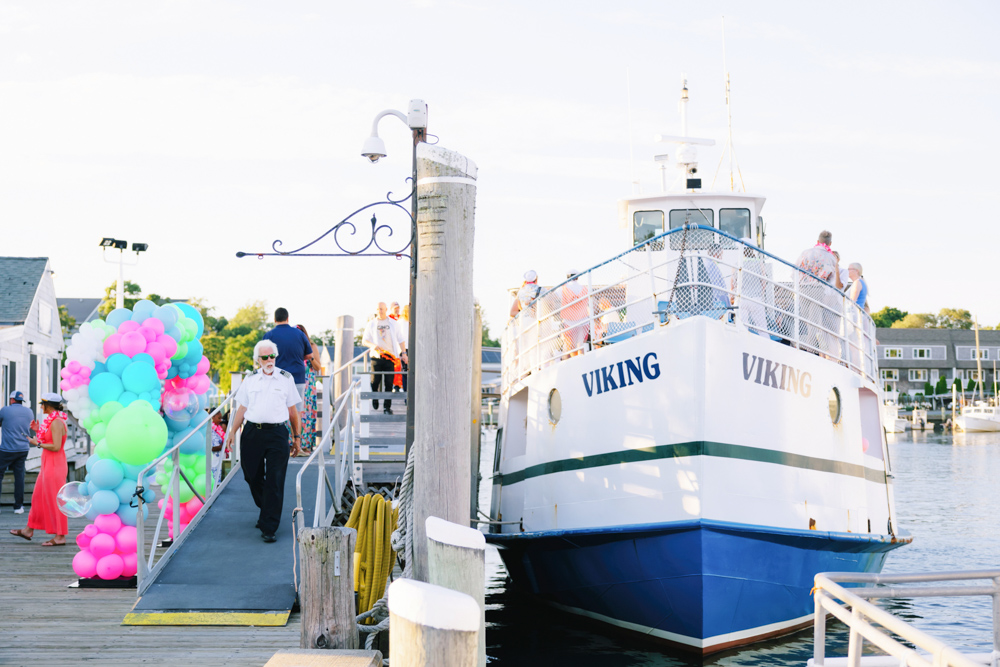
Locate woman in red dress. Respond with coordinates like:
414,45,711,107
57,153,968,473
9,393,68,546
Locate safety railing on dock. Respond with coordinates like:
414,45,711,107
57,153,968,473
810,570,1000,667
134,389,238,595
295,377,361,532
502,225,877,393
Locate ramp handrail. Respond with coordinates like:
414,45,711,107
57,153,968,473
810,570,1000,667
502,224,878,394
134,389,239,595
295,377,361,534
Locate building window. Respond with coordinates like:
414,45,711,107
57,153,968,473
973,349,989,360
884,348,902,359
912,348,931,359
39,304,53,336
908,369,928,382
965,370,983,382
884,382,896,393
881,369,899,381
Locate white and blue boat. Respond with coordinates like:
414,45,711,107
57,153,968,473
486,81,909,654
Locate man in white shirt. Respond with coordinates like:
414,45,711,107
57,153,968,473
361,302,407,414
226,340,301,543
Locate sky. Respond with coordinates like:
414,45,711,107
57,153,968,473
2,1,999,340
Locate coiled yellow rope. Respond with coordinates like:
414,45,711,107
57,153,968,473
345,492,398,621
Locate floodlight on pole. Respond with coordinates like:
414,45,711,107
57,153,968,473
100,237,148,310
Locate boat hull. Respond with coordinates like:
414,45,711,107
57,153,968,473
955,415,1000,432
488,519,906,654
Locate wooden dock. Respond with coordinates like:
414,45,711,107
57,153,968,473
0,498,301,666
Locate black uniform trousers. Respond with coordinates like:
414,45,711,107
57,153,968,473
0,450,28,509
240,423,289,536
371,356,395,410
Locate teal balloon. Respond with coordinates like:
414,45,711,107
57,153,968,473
131,299,157,322
153,304,178,329
88,373,124,406
132,352,155,366
116,502,148,527
173,302,204,339
179,426,207,454
118,391,138,407
89,458,125,490
113,478,138,504
90,489,121,515
106,353,131,377
142,487,156,503
122,361,159,393
183,340,204,365
106,308,132,329
78,481,91,497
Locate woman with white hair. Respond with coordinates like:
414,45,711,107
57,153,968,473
847,262,868,310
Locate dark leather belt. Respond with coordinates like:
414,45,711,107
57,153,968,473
246,421,283,430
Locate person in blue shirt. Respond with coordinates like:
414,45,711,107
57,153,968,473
262,307,314,408
0,391,35,514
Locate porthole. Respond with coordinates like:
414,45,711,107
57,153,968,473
828,387,842,424
547,388,562,424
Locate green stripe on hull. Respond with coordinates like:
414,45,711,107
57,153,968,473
498,441,886,486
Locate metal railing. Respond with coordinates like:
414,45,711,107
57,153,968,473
502,225,877,393
810,570,1000,667
295,377,361,532
135,390,238,595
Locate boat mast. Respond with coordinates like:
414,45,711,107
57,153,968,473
974,317,985,403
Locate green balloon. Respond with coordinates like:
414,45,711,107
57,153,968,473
93,440,110,459
90,422,107,443
105,402,168,466
181,318,197,342
178,483,194,503
99,401,124,423
172,342,188,361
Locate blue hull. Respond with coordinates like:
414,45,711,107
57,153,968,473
487,519,908,653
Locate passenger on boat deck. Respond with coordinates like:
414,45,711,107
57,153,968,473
699,244,730,318
510,270,541,318
731,239,767,335
796,231,842,357
560,270,589,357
833,251,849,290
847,263,869,312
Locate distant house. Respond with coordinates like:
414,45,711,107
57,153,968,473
876,328,1000,398
0,257,65,411
58,297,102,334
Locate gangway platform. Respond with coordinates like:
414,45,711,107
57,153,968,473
123,459,321,627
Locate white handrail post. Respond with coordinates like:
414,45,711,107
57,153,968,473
170,450,181,541
793,277,801,347
204,414,213,499
332,417,341,514
586,272,595,350
993,575,1000,654
813,587,826,666
847,606,862,667
136,490,147,587
647,243,656,326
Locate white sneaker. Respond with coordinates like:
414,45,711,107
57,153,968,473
13,507,24,514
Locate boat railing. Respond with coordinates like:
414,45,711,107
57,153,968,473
809,570,1000,667
501,225,877,393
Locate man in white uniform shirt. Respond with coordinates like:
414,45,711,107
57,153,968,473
361,302,407,414
226,340,302,543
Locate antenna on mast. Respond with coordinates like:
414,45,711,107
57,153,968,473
627,67,639,195
712,16,746,192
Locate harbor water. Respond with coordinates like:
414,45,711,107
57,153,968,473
480,429,1000,665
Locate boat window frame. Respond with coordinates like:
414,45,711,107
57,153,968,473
719,208,752,240
632,210,665,247
668,208,714,230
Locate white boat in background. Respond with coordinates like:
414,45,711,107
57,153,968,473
486,81,909,655
955,403,1000,432
881,403,908,433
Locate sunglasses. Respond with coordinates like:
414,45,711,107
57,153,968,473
259,354,277,360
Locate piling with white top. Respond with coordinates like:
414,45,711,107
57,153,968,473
388,578,479,667
425,516,487,667
412,143,478,581
298,527,359,650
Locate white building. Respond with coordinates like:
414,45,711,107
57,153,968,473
0,257,65,412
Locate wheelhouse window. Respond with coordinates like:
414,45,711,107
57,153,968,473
908,369,928,382
669,208,714,230
912,348,931,359
720,208,751,240
881,369,898,381
633,210,664,247
884,348,902,359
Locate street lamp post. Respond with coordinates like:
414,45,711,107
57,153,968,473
100,238,148,310
361,99,428,457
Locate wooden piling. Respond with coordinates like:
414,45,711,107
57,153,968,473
299,527,359,650
388,578,479,667
412,143,478,581
426,516,486,667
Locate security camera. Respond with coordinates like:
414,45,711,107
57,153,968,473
689,166,698,174
361,135,387,163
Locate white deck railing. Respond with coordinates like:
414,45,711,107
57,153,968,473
502,225,877,393
810,570,1000,667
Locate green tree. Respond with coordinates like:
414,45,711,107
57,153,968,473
218,332,259,393
225,300,269,333
937,308,973,330
98,280,143,317
311,329,336,346
58,305,76,334
923,381,934,396
476,302,501,348
892,313,938,329
872,306,908,329
966,377,978,392
935,376,948,395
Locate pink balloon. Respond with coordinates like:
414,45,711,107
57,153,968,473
186,498,204,514
117,320,140,334
80,367,92,377
146,341,167,364
157,334,178,358
95,513,123,534
67,360,82,373
862,437,870,453
143,317,165,335
121,552,138,577
84,524,100,537
76,532,92,549
120,331,146,358
96,553,125,580
196,356,211,375
72,550,98,578
138,326,157,343
103,333,123,357
89,533,116,558
115,525,138,553
61,368,71,379
189,375,210,394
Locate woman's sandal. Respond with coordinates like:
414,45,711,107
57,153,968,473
9,529,31,541
40,539,66,547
